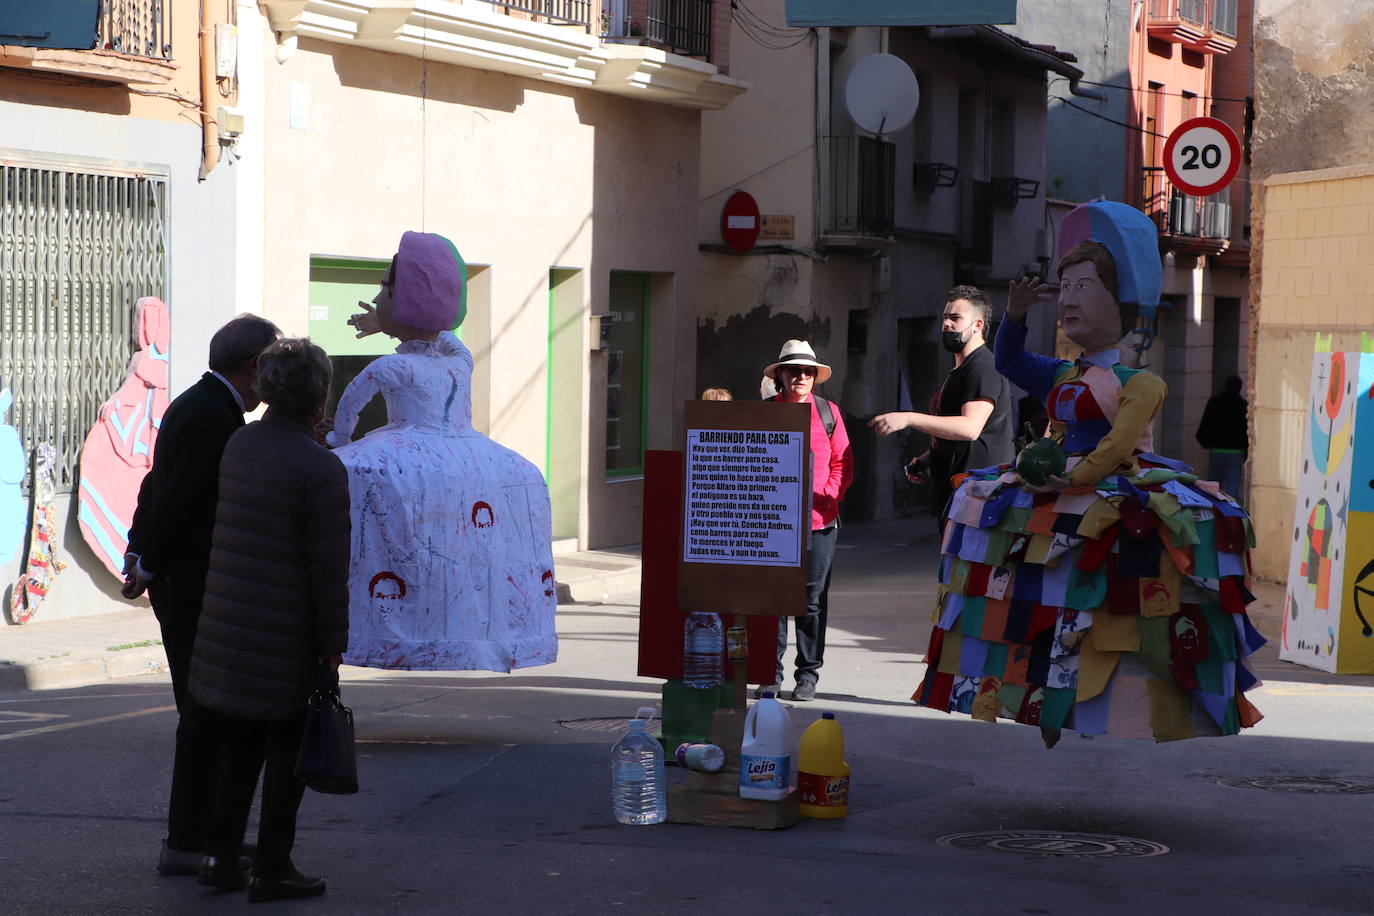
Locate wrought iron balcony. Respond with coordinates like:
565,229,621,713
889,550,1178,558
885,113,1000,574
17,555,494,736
98,0,172,60
1147,0,1236,53
825,134,895,240
646,0,713,59
1213,0,1238,37
1141,166,1233,256
480,0,593,28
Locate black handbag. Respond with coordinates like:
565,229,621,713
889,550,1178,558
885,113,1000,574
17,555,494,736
294,663,359,795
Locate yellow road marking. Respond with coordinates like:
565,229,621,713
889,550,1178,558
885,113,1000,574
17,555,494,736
0,705,174,742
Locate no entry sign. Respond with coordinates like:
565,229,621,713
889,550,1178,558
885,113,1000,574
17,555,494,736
720,190,761,253
1163,117,1241,197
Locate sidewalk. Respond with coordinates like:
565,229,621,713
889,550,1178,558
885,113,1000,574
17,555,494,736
0,542,643,693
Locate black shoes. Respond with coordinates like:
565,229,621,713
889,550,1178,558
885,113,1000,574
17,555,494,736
157,841,204,877
248,865,327,903
161,840,255,877
198,856,248,891
790,681,817,702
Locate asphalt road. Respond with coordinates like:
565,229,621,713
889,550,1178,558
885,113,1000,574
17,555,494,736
2,523,1373,915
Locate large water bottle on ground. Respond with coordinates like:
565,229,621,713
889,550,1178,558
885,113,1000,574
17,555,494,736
682,611,724,689
611,707,667,825
739,691,791,801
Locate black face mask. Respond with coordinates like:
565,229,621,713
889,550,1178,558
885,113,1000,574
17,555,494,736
941,329,969,353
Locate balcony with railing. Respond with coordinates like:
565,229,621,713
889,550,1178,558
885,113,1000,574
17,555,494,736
1147,0,1237,54
98,0,173,60
602,0,716,62
481,0,593,28
1141,166,1233,256
259,0,743,110
0,0,176,84
822,135,895,246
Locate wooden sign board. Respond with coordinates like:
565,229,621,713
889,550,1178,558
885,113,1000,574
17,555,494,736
678,400,810,616
760,215,795,240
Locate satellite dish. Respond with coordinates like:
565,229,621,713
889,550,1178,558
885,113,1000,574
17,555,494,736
844,53,919,137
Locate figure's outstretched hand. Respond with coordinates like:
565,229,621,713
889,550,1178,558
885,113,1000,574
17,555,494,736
314,416,335,447
1007,276,1055,320
348,301,381,338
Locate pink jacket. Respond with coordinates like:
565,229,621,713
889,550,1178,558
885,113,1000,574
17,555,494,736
775,395,853,530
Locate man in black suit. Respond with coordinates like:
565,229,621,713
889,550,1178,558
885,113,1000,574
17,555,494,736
123,314,281,876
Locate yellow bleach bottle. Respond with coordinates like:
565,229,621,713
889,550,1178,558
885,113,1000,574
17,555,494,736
798,712,849,818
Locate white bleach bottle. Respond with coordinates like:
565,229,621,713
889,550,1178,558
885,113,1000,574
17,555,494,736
739,691,791,801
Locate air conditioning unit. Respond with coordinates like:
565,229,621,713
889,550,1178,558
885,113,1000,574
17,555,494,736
989,176,1039,207
1168,193,1198,236
913,161,958,195
1202,200,1232,239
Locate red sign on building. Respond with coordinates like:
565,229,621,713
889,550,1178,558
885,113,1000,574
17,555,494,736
720,190,761,253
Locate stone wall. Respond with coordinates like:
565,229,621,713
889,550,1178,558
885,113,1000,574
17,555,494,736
1248,0,1374,578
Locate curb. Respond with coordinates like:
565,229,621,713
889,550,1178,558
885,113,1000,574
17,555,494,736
0,648,167,693
556,569,643,604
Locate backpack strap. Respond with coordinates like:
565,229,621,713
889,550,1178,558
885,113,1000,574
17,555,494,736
814,396,836,438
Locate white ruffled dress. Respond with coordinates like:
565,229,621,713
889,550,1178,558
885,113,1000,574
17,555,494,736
327,332,558,671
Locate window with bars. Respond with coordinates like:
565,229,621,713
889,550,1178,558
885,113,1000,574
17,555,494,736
0,158,168,491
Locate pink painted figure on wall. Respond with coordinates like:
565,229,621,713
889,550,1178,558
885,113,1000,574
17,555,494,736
77,297,171,578
326,232,557,671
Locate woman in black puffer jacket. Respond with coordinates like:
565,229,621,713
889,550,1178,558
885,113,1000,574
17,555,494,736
189,337,350,902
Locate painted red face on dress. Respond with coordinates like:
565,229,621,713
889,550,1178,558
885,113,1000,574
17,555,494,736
369,571,406,600
1058,260,1120,353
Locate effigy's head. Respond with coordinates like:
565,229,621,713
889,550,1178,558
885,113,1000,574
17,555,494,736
1056,201,1161,350
381,231,468,333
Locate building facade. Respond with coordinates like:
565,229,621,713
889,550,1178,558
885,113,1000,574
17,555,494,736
251,0,744,550
1,0,240,620
697,1,1080,521
1012,0,1253,478
1247,0,1374,580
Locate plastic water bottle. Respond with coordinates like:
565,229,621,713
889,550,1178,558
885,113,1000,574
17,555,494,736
682,611,724,689
739,691,791,801
798,712,850,818
611,708,667,825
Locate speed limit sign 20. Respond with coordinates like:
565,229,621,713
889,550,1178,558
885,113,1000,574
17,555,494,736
1163,116,1242,197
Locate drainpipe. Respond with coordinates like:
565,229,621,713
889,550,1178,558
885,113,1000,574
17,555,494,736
199,0,220,181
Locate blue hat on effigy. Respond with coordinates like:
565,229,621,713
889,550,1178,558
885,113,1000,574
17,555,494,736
1058,200,1162,311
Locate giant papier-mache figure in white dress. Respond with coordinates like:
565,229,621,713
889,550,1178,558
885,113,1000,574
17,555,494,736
326,231,557,672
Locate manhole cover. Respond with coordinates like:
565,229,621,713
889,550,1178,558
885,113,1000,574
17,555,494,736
557,717,626,732
1217,776,1374,794
938,831,1169,858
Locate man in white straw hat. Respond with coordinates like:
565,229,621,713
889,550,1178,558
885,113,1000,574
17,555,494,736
761,339,853,701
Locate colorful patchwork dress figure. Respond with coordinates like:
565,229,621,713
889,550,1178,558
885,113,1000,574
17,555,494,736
326,231,557,672
912,201,1265,743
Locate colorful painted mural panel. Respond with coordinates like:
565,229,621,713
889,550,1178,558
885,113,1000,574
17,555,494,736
1282,343,1374,673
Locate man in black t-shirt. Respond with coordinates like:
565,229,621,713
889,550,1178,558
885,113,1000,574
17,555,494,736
870,285,1014,526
